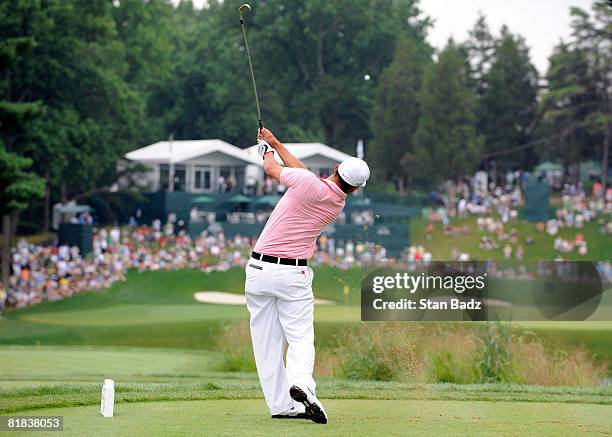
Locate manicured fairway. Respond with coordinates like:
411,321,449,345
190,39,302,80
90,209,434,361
0,346,218,380
8,399,612,436
13,303,359,326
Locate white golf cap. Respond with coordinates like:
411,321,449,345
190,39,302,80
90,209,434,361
338,157,370,188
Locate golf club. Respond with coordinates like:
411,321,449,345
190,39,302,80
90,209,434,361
238,3,264,132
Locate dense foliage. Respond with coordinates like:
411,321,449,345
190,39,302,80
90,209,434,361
0,0,609,229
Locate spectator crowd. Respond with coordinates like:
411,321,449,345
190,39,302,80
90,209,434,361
1,172,610,311
423,175,611,261
0,223,395,310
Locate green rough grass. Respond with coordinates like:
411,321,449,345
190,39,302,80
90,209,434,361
1,345,610,416
6,398,612,437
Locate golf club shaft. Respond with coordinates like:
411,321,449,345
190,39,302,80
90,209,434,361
240,17,263,130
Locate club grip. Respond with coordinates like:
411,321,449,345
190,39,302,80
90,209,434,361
258,120,263,130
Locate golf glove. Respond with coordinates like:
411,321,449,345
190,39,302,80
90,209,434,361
258,139,273,159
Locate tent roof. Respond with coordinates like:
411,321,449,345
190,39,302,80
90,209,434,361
245,142,352,165
56,205,93,214
191,195,216,204
227,194,253,203
125,139,261,165
534,161,563,173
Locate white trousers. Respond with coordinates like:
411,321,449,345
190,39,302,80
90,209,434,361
244,257,316,415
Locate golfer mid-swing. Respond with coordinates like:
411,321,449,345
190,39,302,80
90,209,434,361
245,128,370,424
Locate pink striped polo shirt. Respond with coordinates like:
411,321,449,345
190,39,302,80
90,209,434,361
253,167,346,259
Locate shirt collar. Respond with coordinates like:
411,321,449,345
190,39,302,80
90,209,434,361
321,178,347,200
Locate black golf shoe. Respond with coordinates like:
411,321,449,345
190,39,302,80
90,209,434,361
289,384,328,424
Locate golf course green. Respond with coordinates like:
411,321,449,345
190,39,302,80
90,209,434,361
1,267,610,435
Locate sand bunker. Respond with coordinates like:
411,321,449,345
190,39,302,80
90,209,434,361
194,292,334,305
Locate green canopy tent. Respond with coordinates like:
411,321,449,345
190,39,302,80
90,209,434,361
191,195,215,204
56,205,93,214
534,162,562,175
253,195,281,209
227,194,253,203
54,204,94,229
225,194,253,212
191,195,216,211
579,161,601,181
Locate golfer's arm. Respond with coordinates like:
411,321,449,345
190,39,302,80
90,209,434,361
263,152,283,181
272,141,307,169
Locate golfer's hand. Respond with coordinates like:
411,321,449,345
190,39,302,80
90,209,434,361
258,128,279,148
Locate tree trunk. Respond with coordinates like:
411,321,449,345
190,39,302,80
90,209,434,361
10,211,19,247
407,170,414,194
60,181,67,204
397,176,405,195
602,122,610,199
43,170,50,232
1,215,11,293
448,180,457,211
492,160,498,189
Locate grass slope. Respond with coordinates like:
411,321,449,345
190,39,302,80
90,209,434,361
0,267,359,350
0,268,610,363
410,217,612,261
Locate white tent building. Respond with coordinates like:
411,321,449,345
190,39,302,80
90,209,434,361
124,139,261,193
124,139,354,193
245,142,353,178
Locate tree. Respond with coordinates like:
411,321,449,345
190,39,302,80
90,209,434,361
371,35,431,193
111,0,175,142
0,28,42,151
463,13,495,158
221,0,430,150
414,41,482,184
539,41,592,183
464,13,495,97
0,16,45,287
569,3,611,195
0,144,44,290
1,0,143,231
479,26,538,177
539,3,611,189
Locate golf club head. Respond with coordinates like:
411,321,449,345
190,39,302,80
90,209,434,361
239,3,251,17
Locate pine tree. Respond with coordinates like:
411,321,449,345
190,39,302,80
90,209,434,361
464,13,495,97
540,3,611,189
540,41,592,183
569,3,611,195
480,26,538,176
371,35,431,193
0,34,45,290
414,41,482,183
